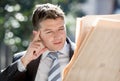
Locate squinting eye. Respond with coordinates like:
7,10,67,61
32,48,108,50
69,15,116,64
59,28,64,31
46,31,52,34
46,32,51,34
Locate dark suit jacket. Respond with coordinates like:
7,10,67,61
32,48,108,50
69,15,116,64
0,38,75,81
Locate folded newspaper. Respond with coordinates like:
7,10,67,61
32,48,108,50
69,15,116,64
62,14,120,81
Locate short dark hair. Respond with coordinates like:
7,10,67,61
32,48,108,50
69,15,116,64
32,3,65,30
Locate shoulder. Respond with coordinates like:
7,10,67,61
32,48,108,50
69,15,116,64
13,51,27,62
66,37,76,50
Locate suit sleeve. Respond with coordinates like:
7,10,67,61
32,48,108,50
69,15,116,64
0,52,27,81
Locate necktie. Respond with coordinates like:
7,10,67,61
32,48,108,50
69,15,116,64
47,52,61,81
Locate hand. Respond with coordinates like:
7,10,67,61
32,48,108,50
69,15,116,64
21,30,48,67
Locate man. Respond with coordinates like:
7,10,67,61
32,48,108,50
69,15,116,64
0,3,75,81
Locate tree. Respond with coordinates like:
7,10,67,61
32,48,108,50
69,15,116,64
0,0,86,54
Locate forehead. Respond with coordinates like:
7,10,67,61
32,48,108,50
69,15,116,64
39,18,65,29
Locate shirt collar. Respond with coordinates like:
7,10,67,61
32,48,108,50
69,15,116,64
41,41,69,60
58,41,68,54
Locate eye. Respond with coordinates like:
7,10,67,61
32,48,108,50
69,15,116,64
59,28,64,31
46,31,53,34
47,31,51,33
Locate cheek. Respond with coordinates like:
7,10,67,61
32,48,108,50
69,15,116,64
61,32,66,38
41,35,53,44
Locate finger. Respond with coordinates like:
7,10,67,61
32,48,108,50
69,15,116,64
33,30,40,41
31,41,42,46
32,30,41,42
38,47,48,55
33,47,48,57
28,42,41,48
32,30,37,38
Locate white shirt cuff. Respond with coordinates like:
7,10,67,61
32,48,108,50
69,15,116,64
17,59,27,72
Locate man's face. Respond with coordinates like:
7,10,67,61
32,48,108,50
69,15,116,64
39,17,66,51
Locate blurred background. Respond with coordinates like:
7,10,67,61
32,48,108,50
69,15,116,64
0,0,120,70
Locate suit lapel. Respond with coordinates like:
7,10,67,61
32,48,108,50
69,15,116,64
66,37,75,60
25,37,75,81
26,55,42,81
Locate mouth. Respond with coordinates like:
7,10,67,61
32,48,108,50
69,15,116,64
53,41,62,45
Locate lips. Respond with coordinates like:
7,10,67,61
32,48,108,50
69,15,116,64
53,41,62,44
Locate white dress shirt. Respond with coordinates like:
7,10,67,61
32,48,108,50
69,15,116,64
17,41,70,81
35,42,70,81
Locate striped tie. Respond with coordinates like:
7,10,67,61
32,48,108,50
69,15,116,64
48,52,61,81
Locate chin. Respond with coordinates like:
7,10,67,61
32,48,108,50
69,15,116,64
49,46,63,51
55,46,64,51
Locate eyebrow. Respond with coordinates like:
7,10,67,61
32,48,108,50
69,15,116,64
44,26,64,32
43,29,52,33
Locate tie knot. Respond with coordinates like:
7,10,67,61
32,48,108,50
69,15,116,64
48,52,58,60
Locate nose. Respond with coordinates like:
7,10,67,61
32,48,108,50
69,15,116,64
54,31,60,39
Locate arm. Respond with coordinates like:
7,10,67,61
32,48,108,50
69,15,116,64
0,31,47,81
0,61,27,81
0,52,27,81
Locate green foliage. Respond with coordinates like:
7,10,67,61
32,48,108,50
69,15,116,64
0,0,86,54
